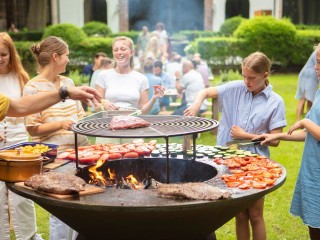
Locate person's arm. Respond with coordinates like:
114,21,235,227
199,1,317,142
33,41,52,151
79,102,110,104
184,86,218,116
175,72,183,94
27,120,75,137
95,85,119,110
290,118,320,141
6,86,101,118
230,126,284,147
140,85,165,114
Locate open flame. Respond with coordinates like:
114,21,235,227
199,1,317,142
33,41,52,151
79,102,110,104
88,161,157,190
88,159,107,186
108,168,116,180
125,174,144,190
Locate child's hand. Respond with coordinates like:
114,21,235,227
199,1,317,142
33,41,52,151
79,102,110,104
287,120,304,135
230,125,246,139
61,120,75,130
253,133,277,145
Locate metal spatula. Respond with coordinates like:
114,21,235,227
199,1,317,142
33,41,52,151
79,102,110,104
226,138,264,150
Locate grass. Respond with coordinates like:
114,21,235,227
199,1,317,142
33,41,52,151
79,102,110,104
15,73,309,239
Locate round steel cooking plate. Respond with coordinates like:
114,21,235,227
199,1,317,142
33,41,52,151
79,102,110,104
72,115,219,138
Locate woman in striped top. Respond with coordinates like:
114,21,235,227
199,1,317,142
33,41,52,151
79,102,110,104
24,36,88,240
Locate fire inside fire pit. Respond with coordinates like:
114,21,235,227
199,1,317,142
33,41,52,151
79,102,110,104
87,159,159,189
77,157,218,189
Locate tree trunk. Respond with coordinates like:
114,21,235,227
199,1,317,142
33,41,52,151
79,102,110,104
26,0,47,30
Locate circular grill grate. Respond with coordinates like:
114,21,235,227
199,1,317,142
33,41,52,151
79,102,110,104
72,115,219,138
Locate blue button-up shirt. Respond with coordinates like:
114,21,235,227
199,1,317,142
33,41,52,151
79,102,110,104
216,80,287,157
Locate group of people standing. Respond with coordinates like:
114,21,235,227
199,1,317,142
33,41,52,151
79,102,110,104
136,22,169,66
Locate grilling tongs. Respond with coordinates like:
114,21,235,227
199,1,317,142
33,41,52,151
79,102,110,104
226,138,265,149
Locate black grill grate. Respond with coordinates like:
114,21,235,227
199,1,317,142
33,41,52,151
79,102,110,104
72,115,219,138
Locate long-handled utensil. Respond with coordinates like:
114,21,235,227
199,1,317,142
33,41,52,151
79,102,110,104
226,138,264,150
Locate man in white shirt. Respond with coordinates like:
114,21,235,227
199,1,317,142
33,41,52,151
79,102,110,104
173,60,207,115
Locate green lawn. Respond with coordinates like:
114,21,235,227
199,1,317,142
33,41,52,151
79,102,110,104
18,73,309,240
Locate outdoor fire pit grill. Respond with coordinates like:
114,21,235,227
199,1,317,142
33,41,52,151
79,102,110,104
6,115,287,240
72,115,219,183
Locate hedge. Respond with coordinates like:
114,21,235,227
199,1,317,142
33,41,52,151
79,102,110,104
234,16,297,66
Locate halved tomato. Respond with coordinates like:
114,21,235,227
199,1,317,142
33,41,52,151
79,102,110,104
109,147,129,155
262,178,277,186
135,146,151,155
57,152,70,159
252,181,267,189
100,153,110,161
238,182,252,190
67,154,100,164
225,181,243,188
123,152,139,158
108,153,122,159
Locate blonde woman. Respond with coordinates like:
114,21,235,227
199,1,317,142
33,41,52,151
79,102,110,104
95,36,164,114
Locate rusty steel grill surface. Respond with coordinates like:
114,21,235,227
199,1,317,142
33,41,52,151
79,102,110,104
72,115,219,138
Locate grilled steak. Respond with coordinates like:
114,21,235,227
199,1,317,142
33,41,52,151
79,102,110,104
157,182,232,200
109,116,150,130
25,172,86,195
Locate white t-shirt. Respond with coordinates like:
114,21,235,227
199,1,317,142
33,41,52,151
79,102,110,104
181,69,208,110
0,72,28,147
95,69,149,109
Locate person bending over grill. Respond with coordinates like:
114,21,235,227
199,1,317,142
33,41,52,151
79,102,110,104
185,51,287,240
257,43,320,240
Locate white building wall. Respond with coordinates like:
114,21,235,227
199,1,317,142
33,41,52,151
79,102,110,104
58,0,84,27
106,0,120,33
249,0,282,18
213,0,226,32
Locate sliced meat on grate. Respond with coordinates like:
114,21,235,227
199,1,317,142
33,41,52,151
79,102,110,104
109,115,150,130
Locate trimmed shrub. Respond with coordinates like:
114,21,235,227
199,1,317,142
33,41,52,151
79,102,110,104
219,16,247,36
234,16,297,66
192,37,243,71
8,30,43,41
82,21,112,37
68,37,113,70
43,23,87,49
110,31,139,44
179,30,220,41
219,69,242,84
76,37,113,57
290,30,320,65
14,41,37,75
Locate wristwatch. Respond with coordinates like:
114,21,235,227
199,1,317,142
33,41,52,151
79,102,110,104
59,86,69,102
